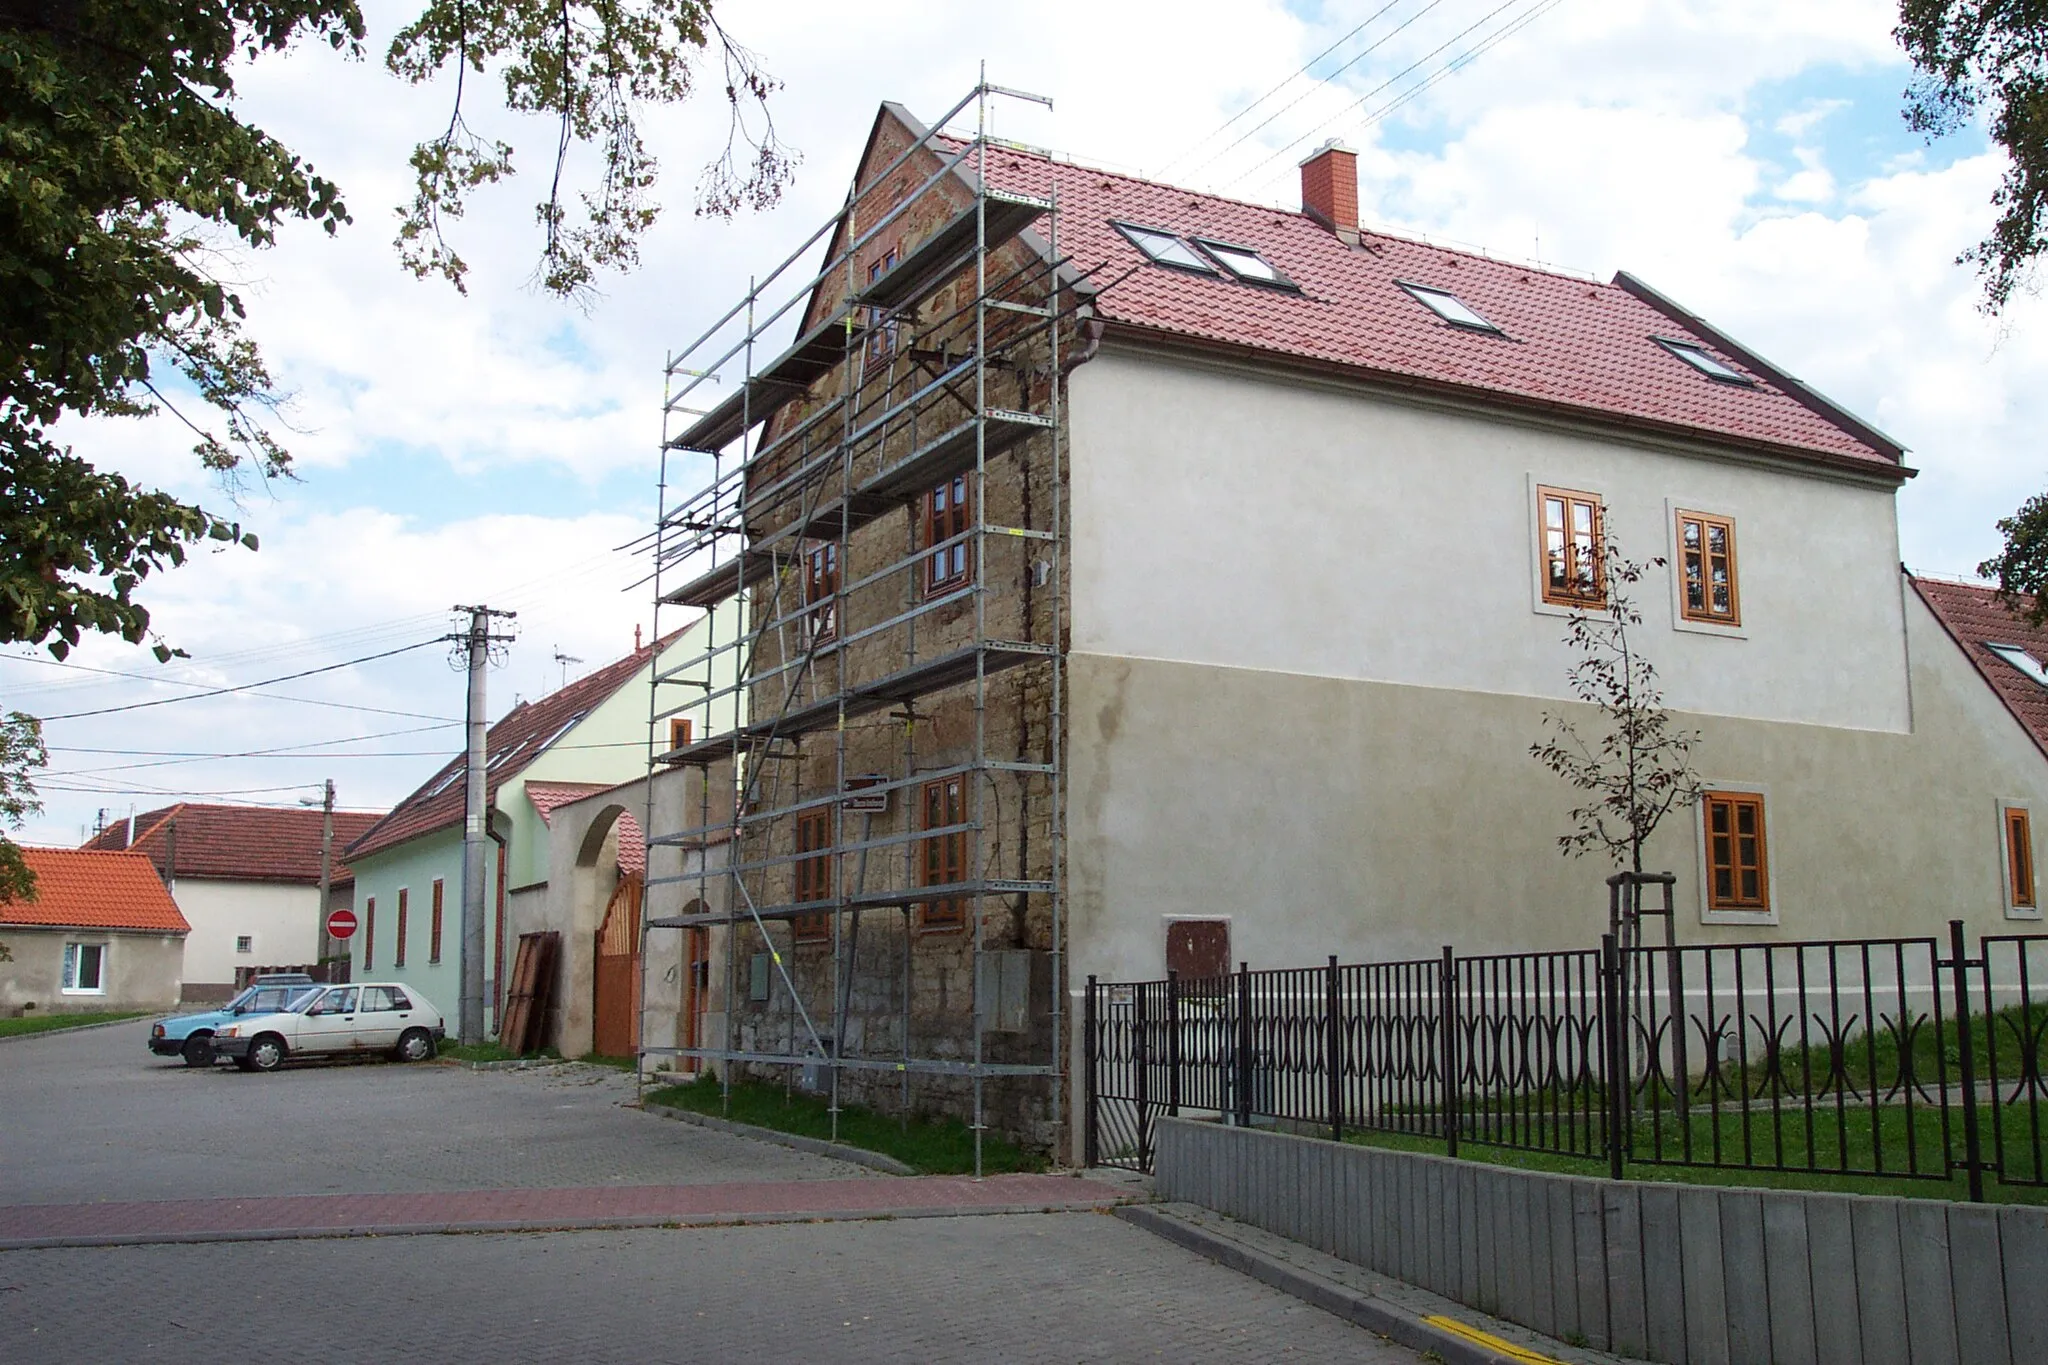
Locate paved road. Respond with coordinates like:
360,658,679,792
0,1024,867,1204
0,1023,1422,1362
0,1217,1415,1363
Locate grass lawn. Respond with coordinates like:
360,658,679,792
644,1077,1046,1176
437,1040,561,1064
0,1010,147,1039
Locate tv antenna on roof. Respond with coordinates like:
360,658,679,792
552,648,584,691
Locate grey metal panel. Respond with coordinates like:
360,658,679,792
1947,1204,2010,1365
1805,1195,1861,1365
1459,1160,1482,1307
1850,1197,1910,1365
1475,1164,1501,1316
1370,1148,1392,1275
1574,1180,1611,1352
1526,1172,1558,1336
1425,1157,1447,1294
1338,1143,1362,1265
1679,1186,1732,1365
1548,1176,1580,1344
1761,1193,1818,1365
1640,1185,1688,1365
1312,1140,1331,1253
1606,1184,1649,1360
1718,1191,1771,1365
1898,1199,1959,1365
1398,1145,1420,1287
1503,1165,1533,1330
2000,1206,2048,1365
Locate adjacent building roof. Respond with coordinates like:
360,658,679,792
1912,577,2048,761
346,636,670,863
901,112,1905,477
526,782,613,825
81,804,381,886
2,848,190,933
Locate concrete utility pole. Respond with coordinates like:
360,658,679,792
317,779,334,964
451,605,516,1045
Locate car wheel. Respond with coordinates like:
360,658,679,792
394,1028,435,1063
247,1034,286,1073
180,1034,213,1068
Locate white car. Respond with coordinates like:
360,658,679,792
209,982,445,1072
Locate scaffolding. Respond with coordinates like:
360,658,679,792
637,79,1070,1171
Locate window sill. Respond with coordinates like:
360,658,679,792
1700,907,1778,927
2005,905,2043,922
1531,596,1606,622
60,987,108,996
1673,614,1746,640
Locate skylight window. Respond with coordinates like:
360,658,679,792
1113,222,1216,274
1400,283,1502,334
1989,644,2048,690
1657,338,1753,385
1194,238,1292,288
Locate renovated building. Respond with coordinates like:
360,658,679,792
1,848,189,1013
82,804,378,1000
646,92,2048,1154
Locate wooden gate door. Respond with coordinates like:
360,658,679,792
592,874,643,1058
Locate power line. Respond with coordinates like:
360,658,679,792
2,653,458,722
30,639,445,722
1155,0,1410,178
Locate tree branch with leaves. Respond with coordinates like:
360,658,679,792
1530,541,1704,876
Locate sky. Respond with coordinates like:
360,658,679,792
6,0,2041,846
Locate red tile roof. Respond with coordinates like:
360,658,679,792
1912,577,2048,761
345,636,673,863
2,848,189,933
81,804,381,886
910,113,1905,476
526,782,613,825
615,811,646,878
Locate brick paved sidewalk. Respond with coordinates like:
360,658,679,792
0,1172,1128,1249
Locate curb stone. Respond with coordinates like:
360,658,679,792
1115,1204,1593,1365
435,1055,569,1072
639,1101,919,1176
0,1015,149,1045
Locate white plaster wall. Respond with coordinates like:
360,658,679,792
172,879,322,986
0,930,186,1012
1067,344,1911,733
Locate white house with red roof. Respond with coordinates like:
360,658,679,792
82,804,381,1001
1,848,189,1013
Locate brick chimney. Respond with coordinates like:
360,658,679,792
1299,139,1359,245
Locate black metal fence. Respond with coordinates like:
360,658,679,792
1083,921,2048,1198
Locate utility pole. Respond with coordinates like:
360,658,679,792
450,605,516,1045
304,779,335,966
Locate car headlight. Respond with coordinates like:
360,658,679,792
217,1026,238,1038
152,1024,165,1038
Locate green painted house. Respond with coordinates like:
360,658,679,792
341,611,739,1030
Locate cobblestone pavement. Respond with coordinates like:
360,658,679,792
0,1215,1421,1363
0,1024,867,1205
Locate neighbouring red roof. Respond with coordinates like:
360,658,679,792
615,811,646,878
82,804,381,886
1912,577,2048,761
914,117,1904,475
345,636,673,863
526,782,613,825
2,848,189,933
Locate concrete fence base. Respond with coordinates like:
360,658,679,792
1151,1117,2048,1365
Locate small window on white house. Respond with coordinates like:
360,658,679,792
1114,222,1217,274
1400,283,1502,334
1988,644,2048,691
62,943,106,994
1656,338,1754,385
236,935,254,954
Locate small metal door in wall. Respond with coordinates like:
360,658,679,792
1166,919,1231,983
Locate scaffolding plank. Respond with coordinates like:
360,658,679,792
858,191,1051,311
668,309,869,453
661,547,782,608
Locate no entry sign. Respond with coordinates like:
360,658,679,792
326,909,358,941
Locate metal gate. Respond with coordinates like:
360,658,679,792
592,874,643,1058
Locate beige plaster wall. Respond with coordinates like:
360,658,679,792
0,929,186,1013
172,878,322,987
1065,584,2048,985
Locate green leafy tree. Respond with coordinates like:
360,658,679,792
1978,494,2048,624
1897,1,2048,316
0,712,46,917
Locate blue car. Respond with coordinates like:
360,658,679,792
148,975,320,1067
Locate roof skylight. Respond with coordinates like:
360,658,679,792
1400,283,1502,334
1195,238,1292,288
1989,643,2048,690
1114,222,1216,274
1657,338,1753,385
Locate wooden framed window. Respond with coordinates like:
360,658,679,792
922,475,972,597
429,878,445,964
394,887,409,968
667,717,693,752
805,541,839,645
1677,510,1741,625
363,896,375,970
1538,485,1605,607
793,808,833,943
918,775,968,931
2009,807,2037,911
864,249,900,363
1703,791,1770,913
